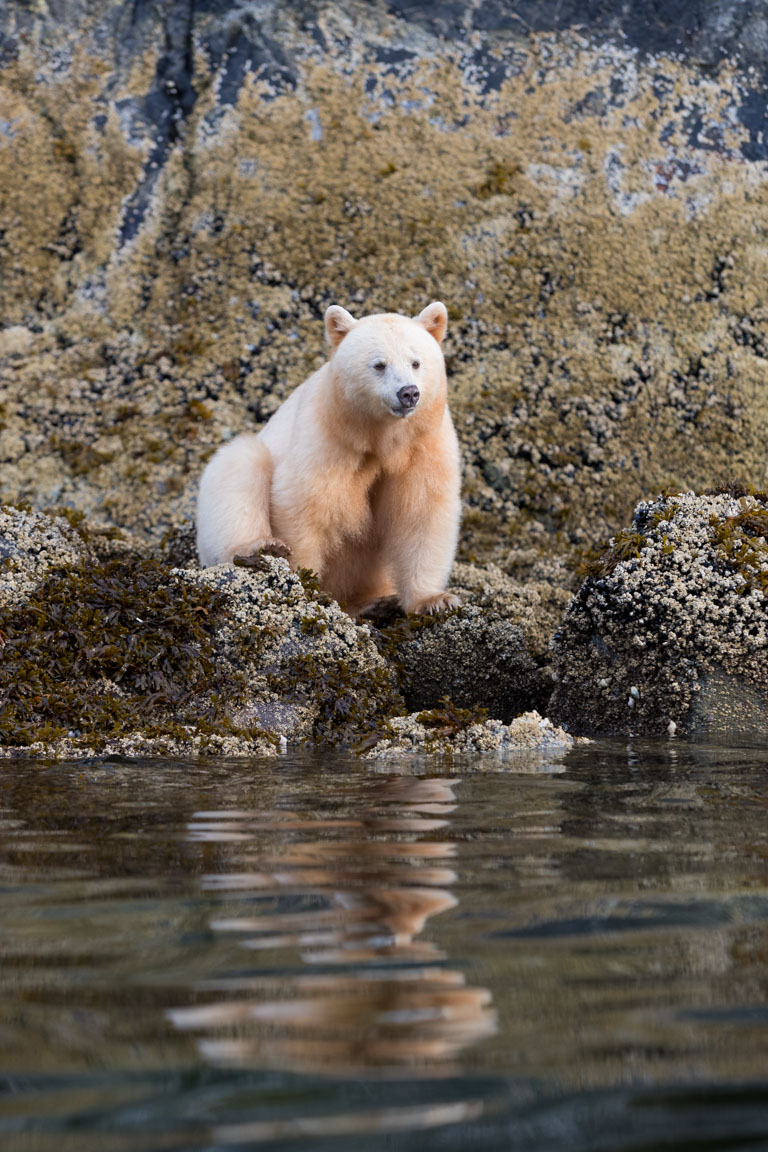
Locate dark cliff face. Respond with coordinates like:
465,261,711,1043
383,0,768,68
1,0,767,564
383,0,768,154
2,1,767,154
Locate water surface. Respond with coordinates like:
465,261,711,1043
2,741,768,1150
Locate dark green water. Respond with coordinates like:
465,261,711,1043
2,741,768,1151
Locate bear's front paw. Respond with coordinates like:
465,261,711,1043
410,591,462,615
234,538,292,568
258,538,292,559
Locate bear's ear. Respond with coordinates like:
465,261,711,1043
416,301,448,345
325,305,357,350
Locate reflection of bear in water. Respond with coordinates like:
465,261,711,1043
196,303,461,616
171,776,496,1075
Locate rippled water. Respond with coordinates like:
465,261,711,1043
2,741,768,1150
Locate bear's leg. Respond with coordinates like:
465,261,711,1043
197,434,291,567
378,472,461,616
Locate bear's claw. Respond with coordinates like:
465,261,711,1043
411,591,462,615
258,539,292,559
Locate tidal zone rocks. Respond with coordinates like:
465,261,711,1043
549,489,768,739
0,506,398,758
0,506,573,761
4,491,768,757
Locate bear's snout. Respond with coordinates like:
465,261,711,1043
396,384,420,411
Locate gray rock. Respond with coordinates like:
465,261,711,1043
549,489,768,737
688,668,768,743
180,558,404,748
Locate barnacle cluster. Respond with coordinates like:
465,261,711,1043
551,489,768,736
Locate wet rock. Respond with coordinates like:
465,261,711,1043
0,506,579,760
181,558,404,748
549,489,768,738
380,562,571,721
364,709,574,762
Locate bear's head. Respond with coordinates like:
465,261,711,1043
324,302,448,423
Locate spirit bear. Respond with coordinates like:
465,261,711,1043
196,302,461,616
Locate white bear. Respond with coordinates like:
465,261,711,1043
196,302,461,616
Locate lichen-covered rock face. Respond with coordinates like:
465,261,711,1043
1,2,768,572
381,562,571,720
549,489,768,738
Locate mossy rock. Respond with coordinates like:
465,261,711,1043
0,544,278,756
152,557,407,751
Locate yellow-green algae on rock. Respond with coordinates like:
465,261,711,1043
1,4,767,575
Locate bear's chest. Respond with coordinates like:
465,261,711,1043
273,453,382,546
323,456,382,542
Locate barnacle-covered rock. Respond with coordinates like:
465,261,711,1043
181,558,404,748
549,488,768,738
364,707,573,762
0,504,90,607
378,562,571,721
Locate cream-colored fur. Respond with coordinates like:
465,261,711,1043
197,302,461,615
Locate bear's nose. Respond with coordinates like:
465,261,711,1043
397,385,420,409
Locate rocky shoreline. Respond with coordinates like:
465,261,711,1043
2,488,767,760
0,504,575,760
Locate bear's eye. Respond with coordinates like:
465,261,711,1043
411,359,421,370
372,359,387,373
